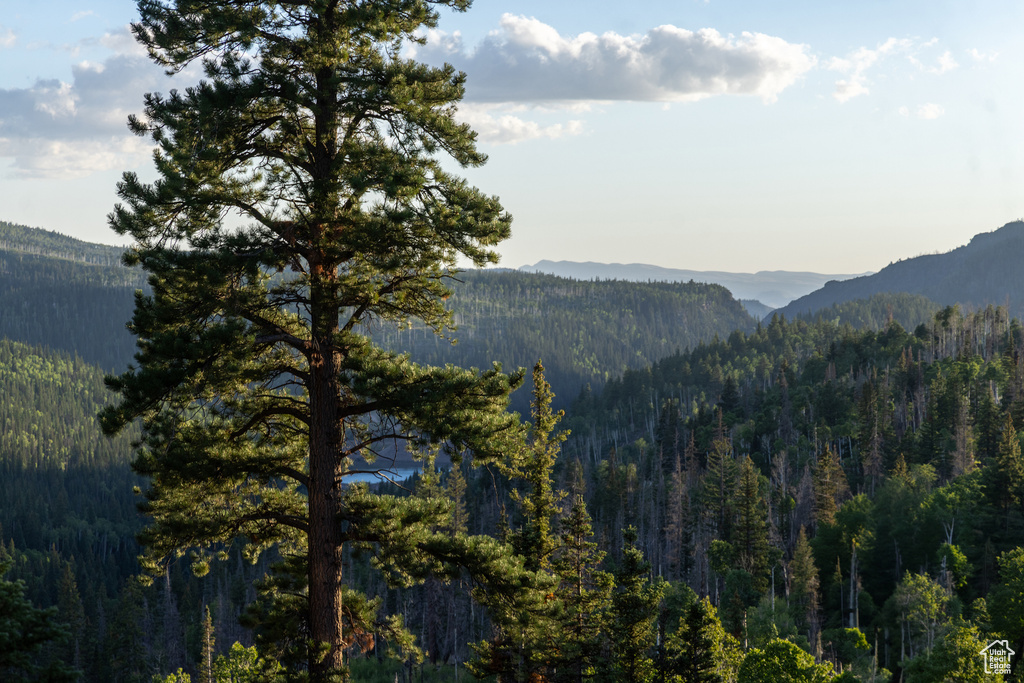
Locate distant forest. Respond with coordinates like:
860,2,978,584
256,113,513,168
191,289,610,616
5,222,1024,682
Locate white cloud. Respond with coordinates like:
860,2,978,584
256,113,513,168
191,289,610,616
456,103,584,145
0,136,152,178
828,38,912,103
830,38,957,103
935,51,958,73
898,103,945,120
0,25,15,49
909,49,958,74
968,48,998,63
416,14,816,104
0,28,189,178
70,11,95,23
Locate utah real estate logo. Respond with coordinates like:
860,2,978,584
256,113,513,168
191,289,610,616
980,639,1014,675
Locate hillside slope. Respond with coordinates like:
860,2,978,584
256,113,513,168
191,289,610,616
375,270,757,411
776,220,1024,319
0,225,144,372
0,221,757,410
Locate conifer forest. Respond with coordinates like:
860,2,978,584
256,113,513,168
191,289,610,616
5,1,1024,683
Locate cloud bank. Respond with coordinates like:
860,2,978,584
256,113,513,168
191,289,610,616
457,104,584,145
417,14,816,105
0,31,179,178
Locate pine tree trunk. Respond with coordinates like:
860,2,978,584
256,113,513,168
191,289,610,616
309,279,346,678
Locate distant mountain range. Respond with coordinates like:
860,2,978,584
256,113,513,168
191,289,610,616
775,221,1024,320
519,260,870,309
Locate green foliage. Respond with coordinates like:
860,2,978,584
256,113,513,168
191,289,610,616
989,547,1024,647
507,362,568,572
0,557,79,682
0,224,143,371
797,293,941,333
470,363,568,682
550,495,613,682
376,271,757,414
902,620,991,683
665,595,733,683
737,638,834,683
101,0,526,679
892,573,950,659
790,527,820,638
601,527,665,683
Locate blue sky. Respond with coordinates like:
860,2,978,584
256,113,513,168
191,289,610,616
1,1,1022,272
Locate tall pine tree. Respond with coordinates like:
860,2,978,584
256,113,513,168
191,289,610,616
100,1,521,679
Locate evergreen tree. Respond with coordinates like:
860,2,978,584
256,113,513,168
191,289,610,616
985,413,1024,531
201,606,215,683
813,445,849,529
703,426,738,540
600,527,665,683
732,455,773,590
472,362,567,682
666,596,726,683
551,495,613,683
509,361,568,572
100,1,522,679
789,526,821,650
0,558,79,682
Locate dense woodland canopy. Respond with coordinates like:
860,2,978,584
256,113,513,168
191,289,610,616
6,212,1024,681
4,0,1024,675
0,222,756,412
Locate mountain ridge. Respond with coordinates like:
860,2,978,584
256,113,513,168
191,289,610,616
519,259,870,309
775,220,1024,320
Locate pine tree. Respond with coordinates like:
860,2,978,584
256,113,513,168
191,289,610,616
56,563,86,672
601,527,665,683
666,596,727,683
472,362,567,682
732,455,772,590
702,425,737,540
510,361,569,573
788,526,820,650
447,462,469,536
100,1,522,679
0,558,78,682
985,413,1024,530
812,445,848,529
201,605,215,683
551,495,613,683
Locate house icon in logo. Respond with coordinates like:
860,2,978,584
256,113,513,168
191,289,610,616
981,639,1015,675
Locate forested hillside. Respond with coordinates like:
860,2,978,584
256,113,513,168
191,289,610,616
0,221,127,266
0,224,143,372
553,305,1024,680
793,292,941,331
521,260,867,309
8,224,1024,682
0,221,757,411
778,220,1024,320
9,285,1024,680
376,270,757,412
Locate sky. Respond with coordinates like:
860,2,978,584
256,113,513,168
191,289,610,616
1,1,1023,273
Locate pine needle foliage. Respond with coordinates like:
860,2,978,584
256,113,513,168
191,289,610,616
99,1,522,679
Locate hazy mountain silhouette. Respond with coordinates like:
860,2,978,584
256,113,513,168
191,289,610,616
776,221,1024,320
519,260,869,309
